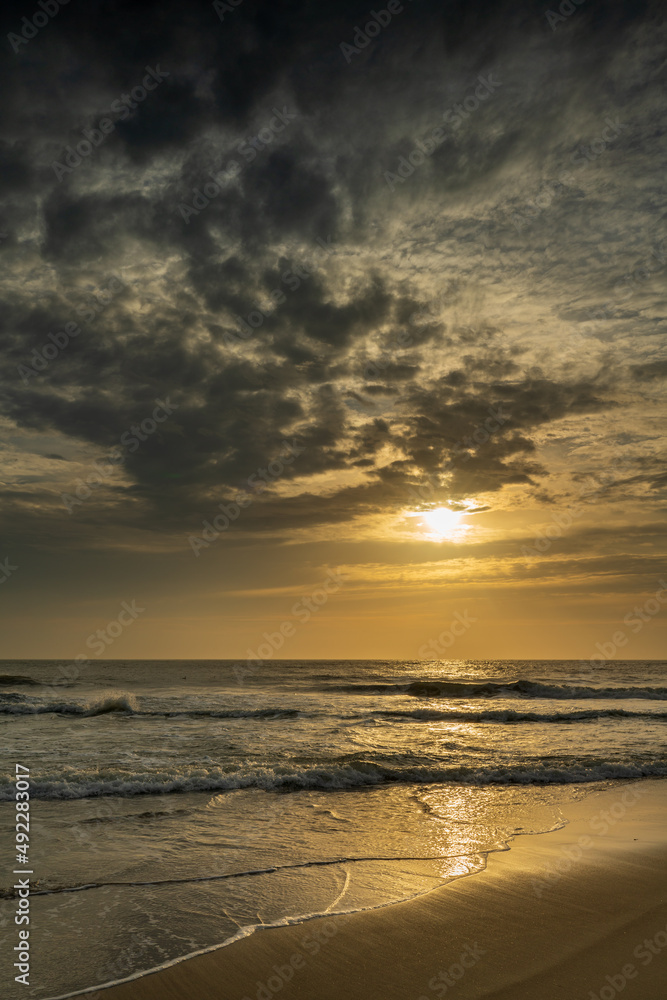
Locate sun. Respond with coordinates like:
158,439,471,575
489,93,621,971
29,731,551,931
421,507,464,538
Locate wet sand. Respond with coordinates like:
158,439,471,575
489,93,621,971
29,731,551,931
98,780,667,1000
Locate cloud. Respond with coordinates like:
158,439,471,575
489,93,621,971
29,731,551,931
0,0,664,567
630,360,667,381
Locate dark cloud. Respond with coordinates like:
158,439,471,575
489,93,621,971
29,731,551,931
630,360,667,381
0,0,664,568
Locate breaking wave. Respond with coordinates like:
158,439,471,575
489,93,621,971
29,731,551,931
3,758,666,800
335,679,667,700
370,707,667,723
0,691,301,719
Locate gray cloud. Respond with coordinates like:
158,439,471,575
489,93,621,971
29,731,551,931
0,0,664,565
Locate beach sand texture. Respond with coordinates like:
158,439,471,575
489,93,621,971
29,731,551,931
98,781,667,1000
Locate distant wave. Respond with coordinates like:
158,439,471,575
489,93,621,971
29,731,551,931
3,759,665,800
0,692,302,719
0,674,41,686
370,707,667,723
334,679,667,700
4,689,666,722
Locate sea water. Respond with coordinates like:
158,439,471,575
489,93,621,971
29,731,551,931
1,658,665,998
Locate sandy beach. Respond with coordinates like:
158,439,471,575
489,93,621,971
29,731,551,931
4,1,667,998
96,780,667,1000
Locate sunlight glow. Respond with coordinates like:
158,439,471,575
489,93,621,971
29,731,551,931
422,507,464,538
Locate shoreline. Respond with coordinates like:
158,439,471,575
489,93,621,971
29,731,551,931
76,778,667,1000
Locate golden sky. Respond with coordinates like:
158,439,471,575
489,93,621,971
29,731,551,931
1,0,666,660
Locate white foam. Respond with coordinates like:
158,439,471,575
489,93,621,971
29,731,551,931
3,760,666,801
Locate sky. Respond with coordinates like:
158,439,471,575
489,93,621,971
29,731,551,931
0,0,665,662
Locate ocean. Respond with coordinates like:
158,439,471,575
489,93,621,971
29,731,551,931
1,658,666,999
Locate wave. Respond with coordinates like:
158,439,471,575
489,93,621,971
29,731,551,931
40,861,489,1000
0,673,41,686
5,851,475,900
0,692,301,719
370,707,667,724
3,759,665,800
7,698,665,723
335,679,667,700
